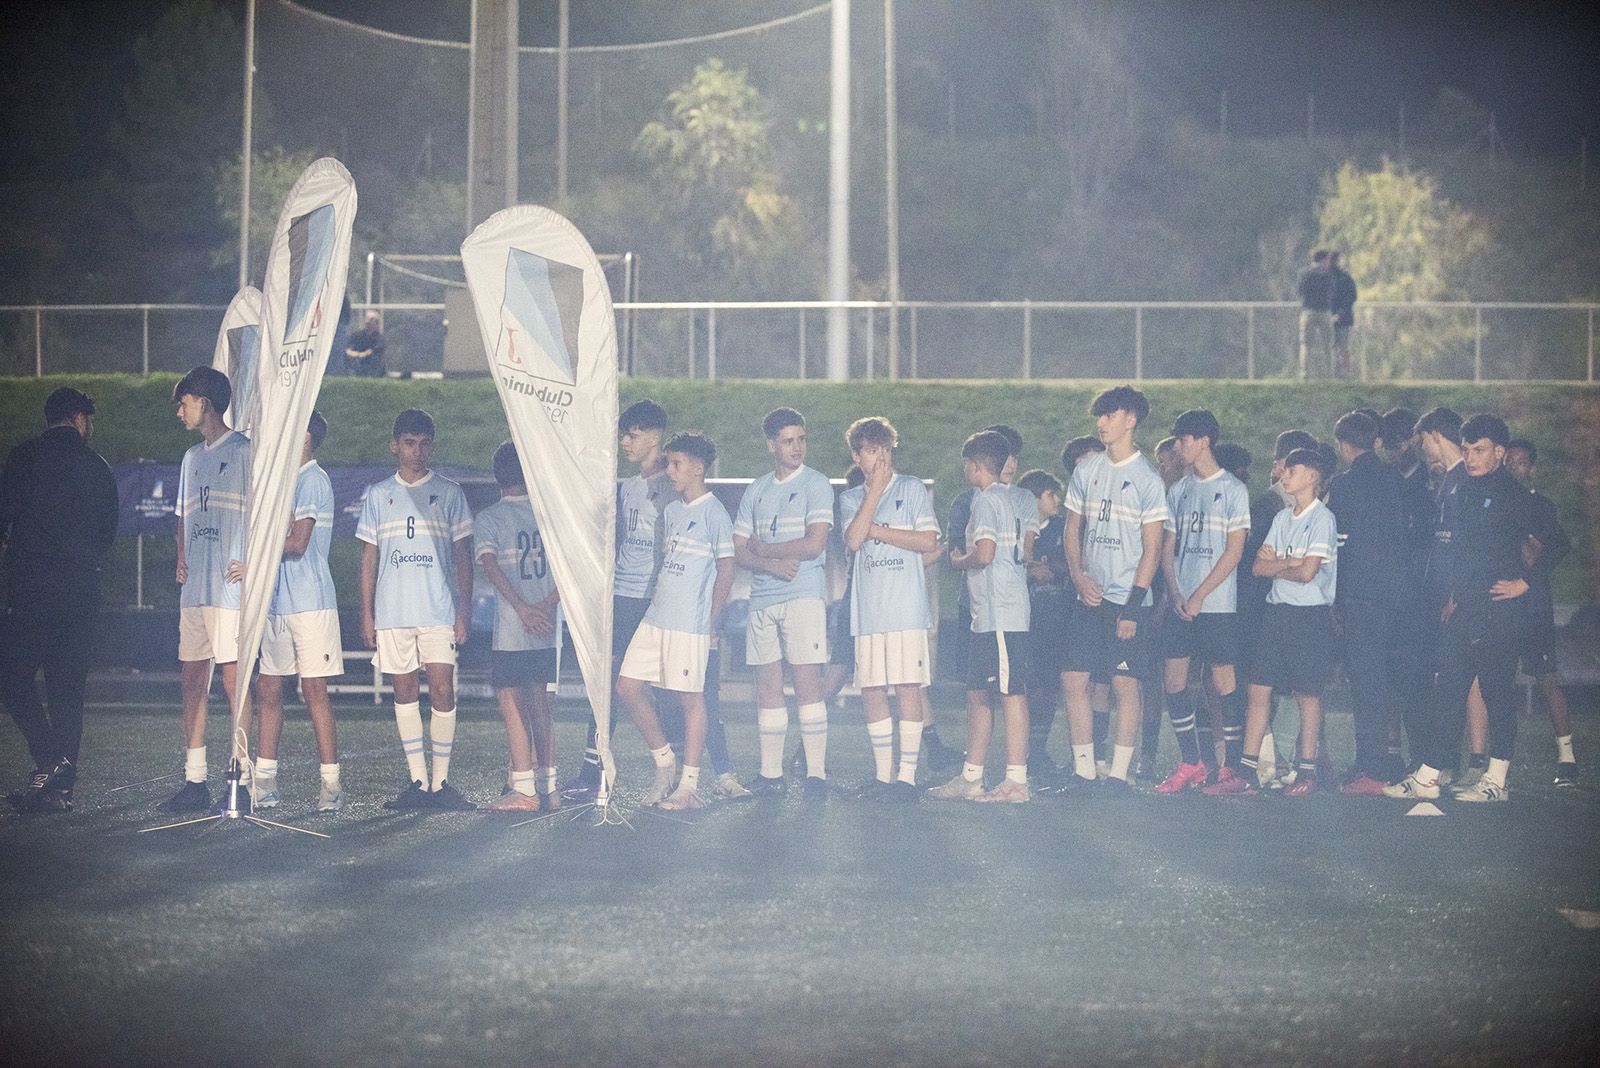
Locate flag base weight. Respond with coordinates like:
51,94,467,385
140,759,330,838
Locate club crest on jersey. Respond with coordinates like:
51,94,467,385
788,492,797,503
1121,480,1133,491
895,499,903,510
686,521,697,531
218,462,228,474
1214,492,1223,502
429,494,439,506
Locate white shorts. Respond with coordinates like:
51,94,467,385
373,625,457,675
854,629,932,689
260,609,345,678
178,606,239,665
619,621,711,694
746,597,828,667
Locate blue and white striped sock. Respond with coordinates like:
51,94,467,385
429,706,457,790
798,701,829,780
896,720,924,785
393,701,426,783
867,718,894,782
757,706,788,778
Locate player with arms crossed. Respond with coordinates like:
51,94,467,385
1061,386,1169,793
617,432,736,810
249,411,344,812
734,408,835,801
163,366,250,812
356,409,476,811
838,418,941,800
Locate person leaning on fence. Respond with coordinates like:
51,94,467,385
344,312,387,377
0,387,119,813
1296,249,1334,376
1328,251,1359,378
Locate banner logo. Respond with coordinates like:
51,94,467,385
495,247,583,392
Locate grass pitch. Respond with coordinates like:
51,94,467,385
2,700,1598,1067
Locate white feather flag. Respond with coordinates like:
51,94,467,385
211,286,263,433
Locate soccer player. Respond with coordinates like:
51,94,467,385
0,387,119,813
1155,436,1185,488
838,418,941,800
356,409,476,811
734,408,835,800
1377,406,1435,778
162,366,250,812
930,430,1033,802
475,441,562,812
1324,410,1409,796
1505,439,1577,785
249,411,344,812
1206,447,1338,797
617,432,736,810
1386,414,1555,802
1214,442,1251,485
1153,409,1250,794
1061,386,1169,793
1409,406,1467,782
1020,467,1067,780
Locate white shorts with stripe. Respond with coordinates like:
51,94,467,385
259,609,345,678
854,629,932,689
179,606,240,665
620,621,712,693
373,625,457,675
746,597,828,666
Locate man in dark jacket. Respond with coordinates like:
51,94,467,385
1325,411,1407,794
1328,251,1358,378
0,387,120,812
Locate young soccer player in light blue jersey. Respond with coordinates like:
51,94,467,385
1207,447,1339,798
1153,409,1251,795
931,430,1034,803
161,366,250,813
356,409,476,811
476,441,562,813
734,408,835,800
617,432,736,811
250,411,344,812
838,417,940,800
1062,385,1170,793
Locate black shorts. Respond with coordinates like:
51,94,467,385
828,598,855,670
1063,600,1152,681
1028,587,1072,678
1248,603,1336,696
1521,621,1559,678
491,647,557,689
613,595,650,658
966,630,1028,696
1160,610,1241,667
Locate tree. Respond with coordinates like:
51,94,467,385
1315,159,1497,377
213,147,318,282
633,59,813,296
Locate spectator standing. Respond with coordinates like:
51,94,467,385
1329,252,1359,378
344,312,387,377
1296,249,1334,377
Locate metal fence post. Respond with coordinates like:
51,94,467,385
135,534,145,609
1022,301,1033,379
1134,306,1144,381
1474,306,1483,382
865,308,875,381
687,311,695,379
34,306,42,376
909,306,918,378
707,307,717,382
798,309,806,379
1245,307,1255,380
1588,307,1594,382
142,305,151,376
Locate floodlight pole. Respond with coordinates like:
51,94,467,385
239,0,257,290
884,0,899,380
826,0,851,381
557,0,569,202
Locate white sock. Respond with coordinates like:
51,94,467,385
679,765,701,793
1110,744,1135,781
798,701,829,780
511,769,537,797
867,718,895,782
1414,763,1440,785
185,746,207,784
1072,743,1095,779
650,743,676,769
962,761,983,783
428,706,457,790
1557,735,1575,763
394,701,426,783
540,767,557,794
757,706,789,778
1485,757,1510,788
1260,731,1277,769
1005,763,1027,785
897,720,925,784
255,757,278,781
320,762,341,788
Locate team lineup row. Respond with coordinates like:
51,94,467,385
9,366,1572,815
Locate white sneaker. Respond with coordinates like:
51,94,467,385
656,785,702,811
253,776,280,809
1383,772,1441,800
641,759,679,806
1454,779,1508,803
317,780,344,812
709,771,752,801
927,773,985,800
1449,766,1486,794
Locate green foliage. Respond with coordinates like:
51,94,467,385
213,147,318,280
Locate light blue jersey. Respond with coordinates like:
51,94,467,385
475,495,558,652
965,482,1031,633
647,491,735,635
270,461,337,616
733,465,834,610
1165,468,1251,613
1066,450,1169,607
355,471,473,630
1009,483,1043,542
614,470,672,599
839,474,940,636
177,430,250,610
1264,499,1338,607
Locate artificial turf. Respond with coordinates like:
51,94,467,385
2,702,1597,1066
